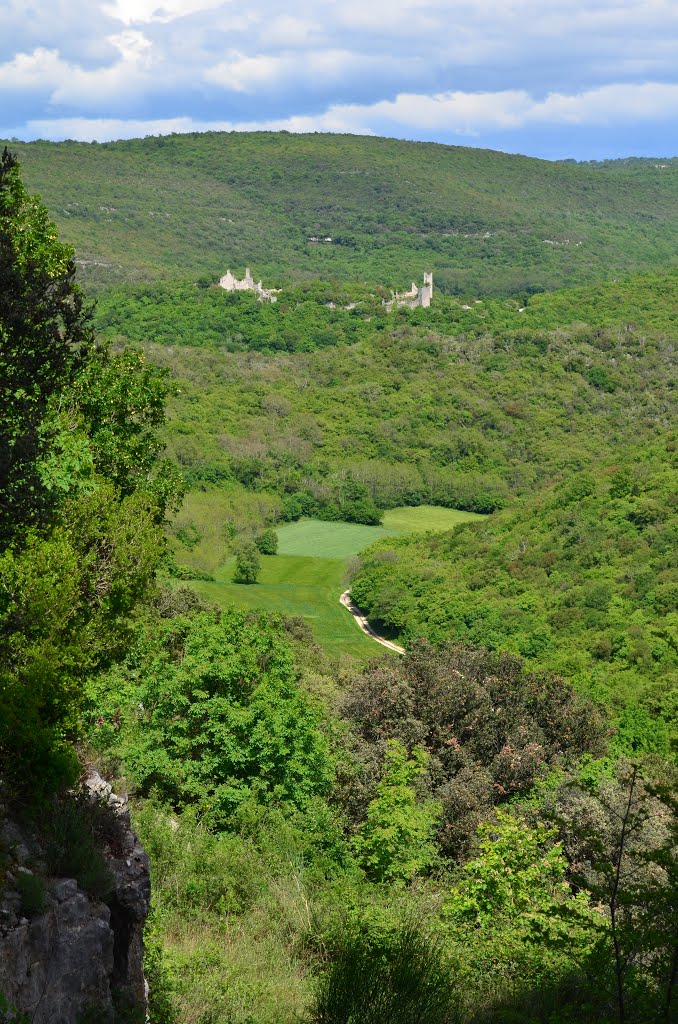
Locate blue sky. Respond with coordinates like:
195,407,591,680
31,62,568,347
2,0,677,159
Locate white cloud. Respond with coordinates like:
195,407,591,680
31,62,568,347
1,0,678,154
0,47,67,90
12,81,678,142
102,0,226,25
205,49,413,93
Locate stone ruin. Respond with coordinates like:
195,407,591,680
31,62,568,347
217,267,434,311
218,267,280,303
383,272,433,312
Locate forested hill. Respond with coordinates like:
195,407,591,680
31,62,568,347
6,132,678,296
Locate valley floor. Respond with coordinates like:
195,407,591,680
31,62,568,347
190,507,481,660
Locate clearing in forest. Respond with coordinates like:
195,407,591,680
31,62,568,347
193,506,483,660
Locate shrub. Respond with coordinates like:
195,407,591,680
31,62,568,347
255,529,278,555
113,611,335,827
41,792,115,899
343,641,605,858
16,872,46,916
233,540,261,583
312,924,459,1024
353,741,441,883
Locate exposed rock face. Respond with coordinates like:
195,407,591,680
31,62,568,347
0,771,150,1024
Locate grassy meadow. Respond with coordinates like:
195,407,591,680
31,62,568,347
190,507,482,659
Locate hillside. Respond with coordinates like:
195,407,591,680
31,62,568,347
3,142,678,1024
6,133,678,297
350,437,678,717
149,270,677,535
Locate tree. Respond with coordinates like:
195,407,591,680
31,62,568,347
353,740,441,883
0,153,180,793
0,147,91,543
546,766,678,1023
233,539,261,583
89,610,334,827
255,528,278,555
343,641,605,857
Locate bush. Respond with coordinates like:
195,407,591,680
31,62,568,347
312,924,459,1024
233,540,261,583
353,741,441,883
106,611,335,827
255,529,278,555
41,792,115,899
16,872,46,916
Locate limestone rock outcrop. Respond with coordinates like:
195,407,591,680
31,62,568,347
0,771,150,1024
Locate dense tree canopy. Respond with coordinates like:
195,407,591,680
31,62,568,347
0,154,181,791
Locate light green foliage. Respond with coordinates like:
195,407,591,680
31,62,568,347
95,281,382,353
275,509,481,559
353,741,441,883
127,795,363,1024
148,273,676,524
277,520,396,560
88,610,335,826
232,539,261,584
0,483,162,789
443,810,573,926
194,553,378,660
185,510,481,660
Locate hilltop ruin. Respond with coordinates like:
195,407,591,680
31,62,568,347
384,272,433,311
218,268,434,310
218,268,280,303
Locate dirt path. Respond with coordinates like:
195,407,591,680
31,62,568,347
339,591,405,654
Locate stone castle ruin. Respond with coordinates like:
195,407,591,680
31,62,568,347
384,272,433,312
218,267,280,303
218,267,433,311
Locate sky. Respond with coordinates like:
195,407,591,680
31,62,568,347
1,0,678,160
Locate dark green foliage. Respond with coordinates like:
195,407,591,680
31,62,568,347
233,539,261,583
0,485,163,790
255,529,278,555
312,924,459,1024
534,766,678,1023
343,642,604,858
0,992,29,1023
15,872,46,916
40,791,115,898
350,438,678,712
0,154,180,794
0,146,92,544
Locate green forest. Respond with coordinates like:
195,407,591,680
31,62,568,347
1,135,676,1024
7,133,678,296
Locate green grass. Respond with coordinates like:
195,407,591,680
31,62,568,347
195,554,375,660
192,507,483,660
276,521,396,559
382,506,484,532
276,508,482,558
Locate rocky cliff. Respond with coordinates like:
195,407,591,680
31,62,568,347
0,771,150,1024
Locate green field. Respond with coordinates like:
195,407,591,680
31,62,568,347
192,507,483,659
